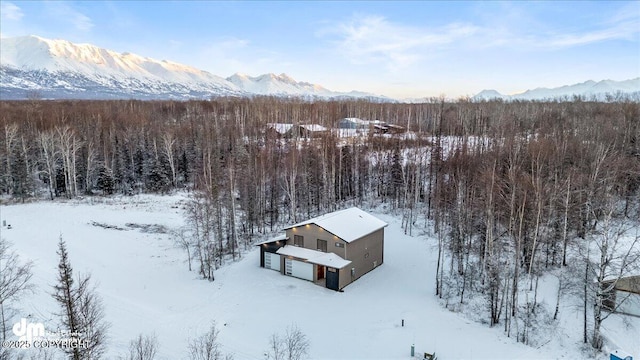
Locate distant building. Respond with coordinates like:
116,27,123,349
602,274,640,317
265,123,329,138
610,349,633,360
386,123,407,134
266,123,294,138
295,124,329,138
338,117,370,130
257,207,387,291
337,117,406,135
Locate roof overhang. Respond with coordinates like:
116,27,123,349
255,234,288,246
276,245,351,269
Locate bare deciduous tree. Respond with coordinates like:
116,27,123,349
0,239,33,341
266,324,310,360
124,333,158,360
187,322,232,360
585,200,640,349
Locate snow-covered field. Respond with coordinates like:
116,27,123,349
1,194,638,359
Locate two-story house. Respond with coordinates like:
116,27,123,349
257,207,387,291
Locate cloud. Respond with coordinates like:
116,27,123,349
545,11,639,48
0,2,23,21
192,37,251,74
45,2,94,32
319,15,478,70
213,37,250,50
69,11,93,31
316,5,638,83
472,2,640,50
547,25,637,48
192,36,296,76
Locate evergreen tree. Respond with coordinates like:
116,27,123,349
55,159,67,197
53,238,81,360
53,238,108,359
96,165,115,195
11,146,31,201
147,159,170,193
390,143,404,206
178,150,189,186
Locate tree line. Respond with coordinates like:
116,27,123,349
1,96,638,351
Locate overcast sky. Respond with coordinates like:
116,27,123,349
1,1,639,99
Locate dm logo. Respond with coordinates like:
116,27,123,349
12,318,45,343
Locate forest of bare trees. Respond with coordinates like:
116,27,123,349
1,96,638,350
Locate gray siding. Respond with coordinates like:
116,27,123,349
342,228,384,288
285,224,348,258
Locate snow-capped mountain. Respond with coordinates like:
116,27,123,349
473,79,640,101
0,35,244,99
0,35,379,100
226,72,377,99
227,72,330,96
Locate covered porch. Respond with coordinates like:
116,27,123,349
276,245,351,290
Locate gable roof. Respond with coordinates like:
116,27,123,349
284,207,387,243
255,234,288,246
299,124,328,132
266,123,293,135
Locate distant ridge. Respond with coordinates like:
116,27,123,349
1,35,637,102
472,78,640,101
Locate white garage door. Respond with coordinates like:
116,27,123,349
264,252,281,271
285,258,313,281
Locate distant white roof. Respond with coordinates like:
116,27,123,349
276,245,351,269
266,123,293,134
340,117,368,124
299,124,327,132
340,118,384,125
284,207,387,243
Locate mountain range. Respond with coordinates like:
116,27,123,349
0,35,379,100
473,78,640,101
0,35,638,101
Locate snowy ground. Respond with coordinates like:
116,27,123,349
1,195,638,359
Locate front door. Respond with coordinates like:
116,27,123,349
326,267,339,290
317,265,325,280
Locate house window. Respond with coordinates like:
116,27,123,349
317,239,327,252
294,235,304,247
335,242,344,248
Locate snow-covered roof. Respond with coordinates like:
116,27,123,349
266,123,293,134
340,117,368,124
284,207,387,243
255,234,287,246
340,118,385,125
299,124,328,132
276,245,351,269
